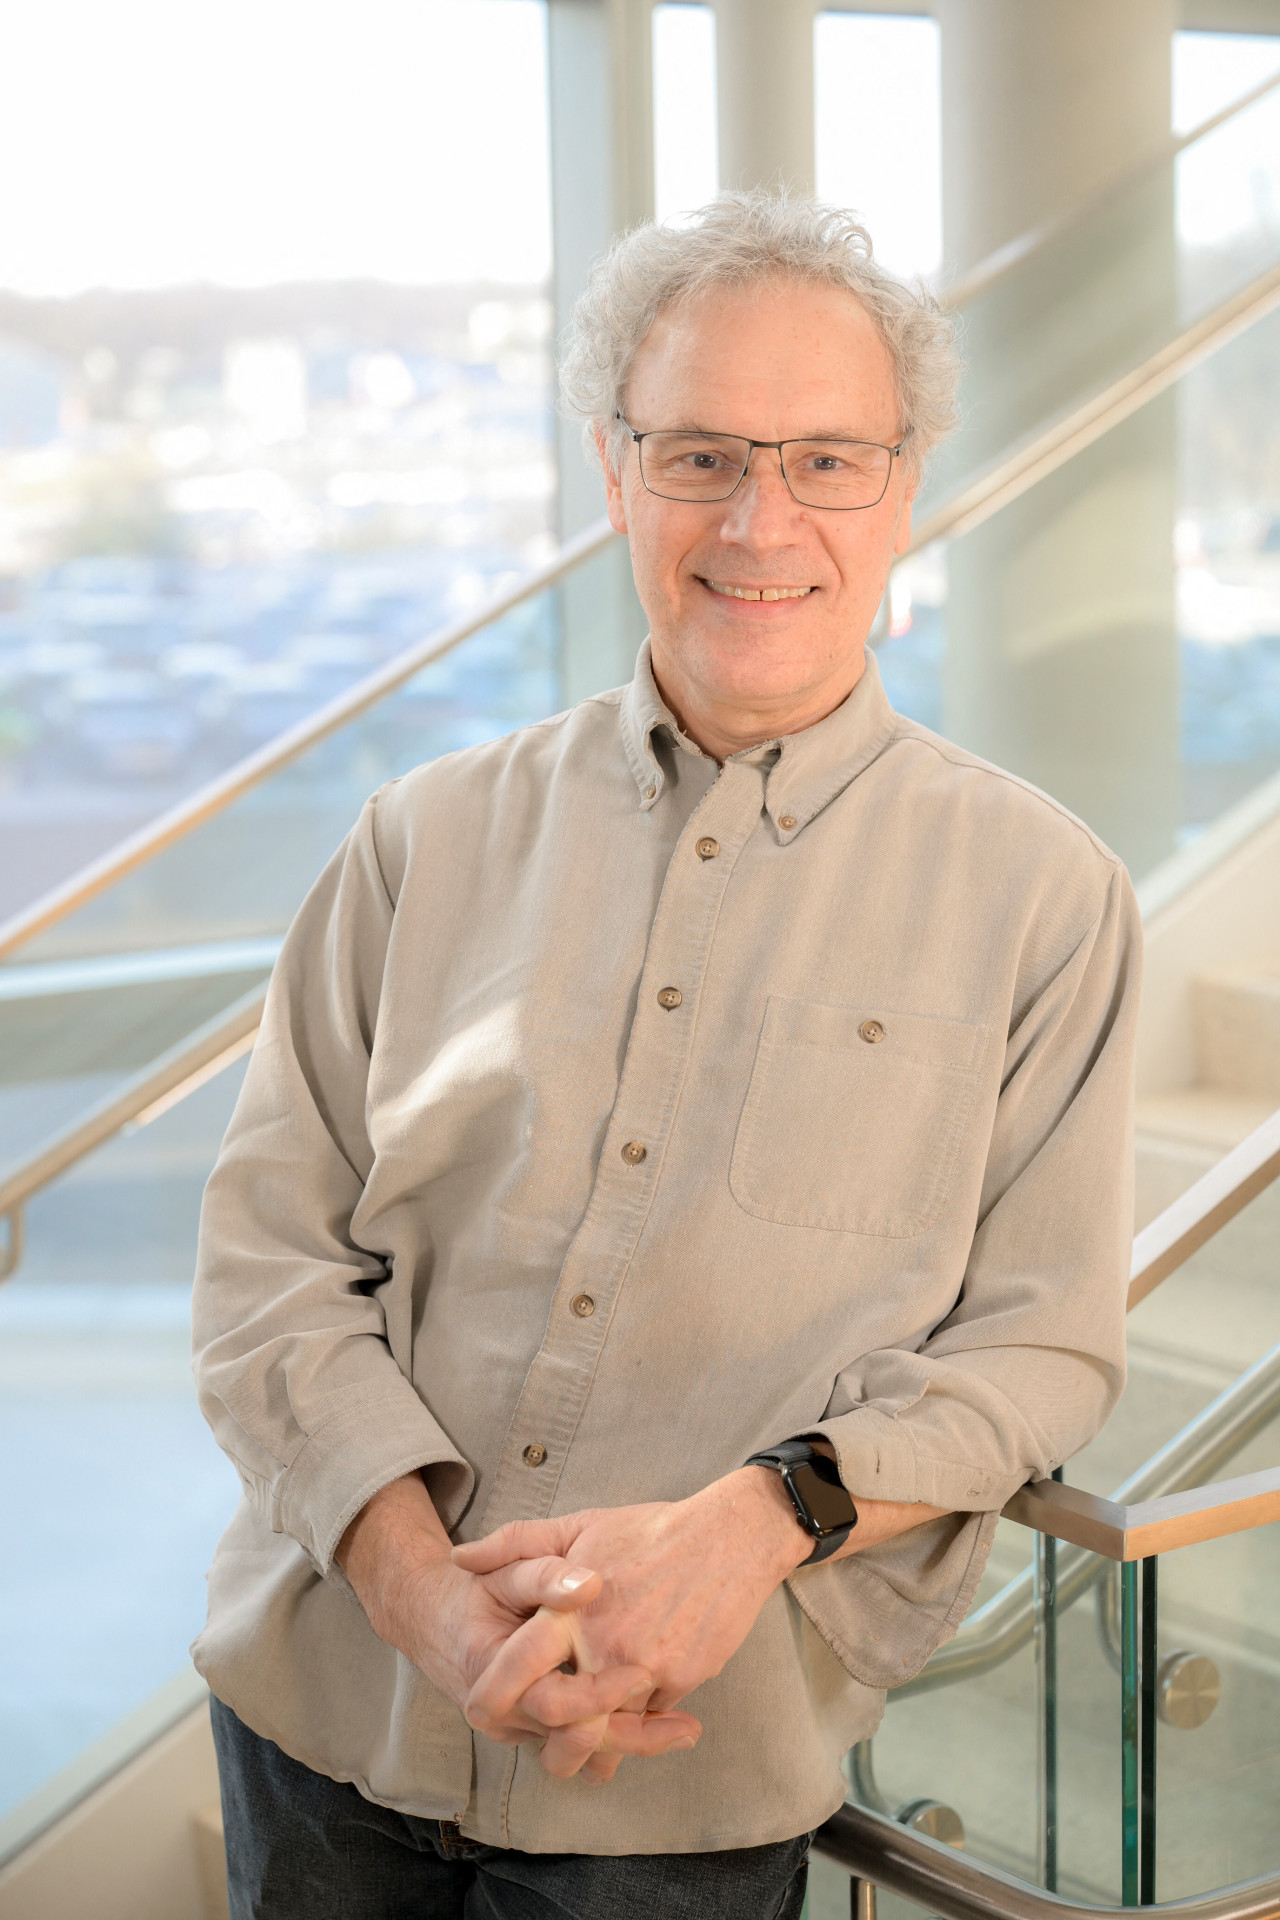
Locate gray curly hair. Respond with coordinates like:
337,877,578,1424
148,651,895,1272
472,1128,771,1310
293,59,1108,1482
559,191,959,482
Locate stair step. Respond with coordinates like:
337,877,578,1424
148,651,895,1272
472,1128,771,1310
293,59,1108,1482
1193,971,1280,1100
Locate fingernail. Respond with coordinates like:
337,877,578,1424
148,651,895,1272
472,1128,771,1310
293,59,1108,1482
671,1737,697,1751
559,1569,595,1592
623,1684,650,1709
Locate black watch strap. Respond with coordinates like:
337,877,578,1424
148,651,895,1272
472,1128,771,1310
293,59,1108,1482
745,1439,858,1565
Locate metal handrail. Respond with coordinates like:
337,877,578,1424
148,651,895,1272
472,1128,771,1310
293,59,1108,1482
911,260,1280,554
0,984,265,1283
0,518,619,963
1129,1108,1280,1308
939,65,1280,313
815,1801,1280,1920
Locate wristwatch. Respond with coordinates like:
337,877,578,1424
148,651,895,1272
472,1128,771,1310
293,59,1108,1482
745,1439,858,1564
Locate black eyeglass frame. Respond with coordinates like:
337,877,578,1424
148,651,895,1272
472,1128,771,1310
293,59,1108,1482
615,412,913,511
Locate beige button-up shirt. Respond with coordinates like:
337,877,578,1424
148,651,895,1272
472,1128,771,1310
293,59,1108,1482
192,643,1139,1855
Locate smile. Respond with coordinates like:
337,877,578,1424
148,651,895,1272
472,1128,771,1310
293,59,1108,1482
703,579,814,601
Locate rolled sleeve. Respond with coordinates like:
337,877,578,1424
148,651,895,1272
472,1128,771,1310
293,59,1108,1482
192,789,472,1578
794,860,1140,1684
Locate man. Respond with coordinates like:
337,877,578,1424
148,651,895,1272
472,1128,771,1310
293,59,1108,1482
193,193,1139,1919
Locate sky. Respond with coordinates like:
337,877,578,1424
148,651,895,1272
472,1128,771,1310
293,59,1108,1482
0,8,1276,297
0,0,554,292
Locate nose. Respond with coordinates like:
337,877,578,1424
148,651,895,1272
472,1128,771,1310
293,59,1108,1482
715,444,805,548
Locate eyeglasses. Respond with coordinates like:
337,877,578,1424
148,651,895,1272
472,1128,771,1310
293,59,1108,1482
616,413,911,511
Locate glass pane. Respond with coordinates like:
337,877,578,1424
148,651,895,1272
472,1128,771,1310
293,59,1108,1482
1151,1521,1280,1895
919,79,1280,520
0,1065,244,1822
0,0,554,930
877,291,1280,879
7,583,563,972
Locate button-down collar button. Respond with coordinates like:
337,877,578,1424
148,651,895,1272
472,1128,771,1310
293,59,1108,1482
860,1019,885,1044
645,785,657,801
522,1443,548,1467
657,987,682,1010
570,1293,596,1318
695,837,719,860
621,1140,647,1165
778,813,797,831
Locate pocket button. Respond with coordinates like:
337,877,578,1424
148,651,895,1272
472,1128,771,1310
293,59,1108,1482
859,1019,885,1044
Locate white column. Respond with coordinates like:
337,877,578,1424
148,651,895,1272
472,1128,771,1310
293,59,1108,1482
935,0,1181,876
714,0,817,194
547,0,654,702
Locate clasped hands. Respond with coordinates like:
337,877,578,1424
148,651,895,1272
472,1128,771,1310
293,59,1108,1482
336,1462,816,1786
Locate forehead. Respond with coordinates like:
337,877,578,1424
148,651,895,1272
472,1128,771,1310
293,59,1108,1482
625,278,899,435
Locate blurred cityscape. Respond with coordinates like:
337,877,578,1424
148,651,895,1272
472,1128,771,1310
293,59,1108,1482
0,281,557,919
2,253,1280,930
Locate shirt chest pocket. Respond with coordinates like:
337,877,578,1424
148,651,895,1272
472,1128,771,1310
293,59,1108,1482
729,996,987,1238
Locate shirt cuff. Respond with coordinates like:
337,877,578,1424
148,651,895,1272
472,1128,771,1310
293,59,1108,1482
804,1409,1028,1513
273,1384,474,1577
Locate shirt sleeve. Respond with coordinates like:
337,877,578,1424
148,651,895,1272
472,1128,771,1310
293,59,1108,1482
789,858,1141,1689
191,790,473,1579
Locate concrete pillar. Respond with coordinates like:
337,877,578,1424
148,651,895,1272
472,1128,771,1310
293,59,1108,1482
714,0,817,194
547,0,653,703
934,0,1181,877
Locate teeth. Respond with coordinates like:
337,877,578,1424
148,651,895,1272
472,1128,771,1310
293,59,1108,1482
706,580,813,601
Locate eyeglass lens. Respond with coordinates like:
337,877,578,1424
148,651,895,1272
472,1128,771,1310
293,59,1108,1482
637,430,893,509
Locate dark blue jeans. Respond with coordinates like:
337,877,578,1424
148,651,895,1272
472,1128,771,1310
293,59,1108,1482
211,1696,813,1920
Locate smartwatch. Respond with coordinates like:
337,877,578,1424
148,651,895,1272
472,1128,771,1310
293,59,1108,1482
745,1439,858,1564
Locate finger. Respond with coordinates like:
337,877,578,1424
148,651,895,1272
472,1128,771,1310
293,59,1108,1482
597,1711,702,1758
538,1715,612,1779
452,1518,577,1575
479,1557,602,1615
519,1666,652,1728
547,1711,703,1784
465,1607,590,1730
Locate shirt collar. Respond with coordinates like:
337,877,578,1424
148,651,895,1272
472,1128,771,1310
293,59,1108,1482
619,638,899,841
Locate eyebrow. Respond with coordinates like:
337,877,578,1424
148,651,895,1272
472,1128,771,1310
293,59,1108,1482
656,420,889,441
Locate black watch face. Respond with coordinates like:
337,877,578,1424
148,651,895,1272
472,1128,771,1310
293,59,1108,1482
789,1460,855,1534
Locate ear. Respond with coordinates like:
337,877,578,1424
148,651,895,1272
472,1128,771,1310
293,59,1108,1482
892,475,917,557
594,422,630,536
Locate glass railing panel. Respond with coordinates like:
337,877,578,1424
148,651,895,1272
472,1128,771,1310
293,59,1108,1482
0,1064,244,1823
5,577,565,969
856,1161,1280,1903
919,80,1280,519
1147,1520,1280,1896
876,282,1280,880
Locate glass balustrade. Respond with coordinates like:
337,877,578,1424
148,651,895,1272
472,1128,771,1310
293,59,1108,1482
830,1168,1280,1915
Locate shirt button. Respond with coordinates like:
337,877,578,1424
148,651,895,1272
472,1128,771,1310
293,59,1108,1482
621,1140,647,1165
657,987,682,1010
860,1019,885,1044
779,813,797,831
522,1443,547,1467
695,837,719,860
570,1293,596,1318
645,786,656,801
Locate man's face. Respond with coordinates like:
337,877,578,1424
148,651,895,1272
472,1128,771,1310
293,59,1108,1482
601,278,916,725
